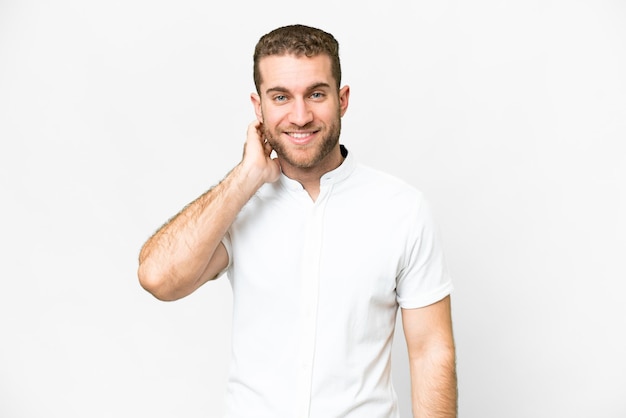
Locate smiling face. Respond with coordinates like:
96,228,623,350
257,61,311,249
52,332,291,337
251,53,350,178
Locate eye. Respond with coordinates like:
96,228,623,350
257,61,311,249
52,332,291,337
273,94,288,102
310,92,325,100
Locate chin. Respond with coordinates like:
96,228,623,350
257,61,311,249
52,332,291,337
281,152,320,169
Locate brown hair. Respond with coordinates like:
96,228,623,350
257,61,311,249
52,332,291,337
253,24,342,93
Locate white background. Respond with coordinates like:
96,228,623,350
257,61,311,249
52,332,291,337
1,0,625,417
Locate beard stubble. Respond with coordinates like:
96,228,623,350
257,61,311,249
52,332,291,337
263,114,342,170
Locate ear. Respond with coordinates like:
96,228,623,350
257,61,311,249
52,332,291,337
338,85,350,117
250,93,263,122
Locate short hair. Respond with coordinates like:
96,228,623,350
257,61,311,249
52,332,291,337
253,24,342,93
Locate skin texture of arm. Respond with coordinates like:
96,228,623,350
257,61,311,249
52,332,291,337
402,295,458,418
137,120,280,301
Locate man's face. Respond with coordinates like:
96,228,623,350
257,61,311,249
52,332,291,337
251,54,350,172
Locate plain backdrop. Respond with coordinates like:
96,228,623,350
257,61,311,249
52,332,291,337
1,0,625,417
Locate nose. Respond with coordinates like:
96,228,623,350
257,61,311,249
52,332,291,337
288,97,313,127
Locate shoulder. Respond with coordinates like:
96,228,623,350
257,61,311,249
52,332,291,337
233,181,286,224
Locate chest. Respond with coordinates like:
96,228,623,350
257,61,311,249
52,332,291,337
228,190,411,312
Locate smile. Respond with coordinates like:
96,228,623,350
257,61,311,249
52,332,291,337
285,130,318,145
289,132,314,139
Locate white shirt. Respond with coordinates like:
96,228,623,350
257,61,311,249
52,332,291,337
221,147,453,418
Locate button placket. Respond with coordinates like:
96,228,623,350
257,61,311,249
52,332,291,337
294,185,333,418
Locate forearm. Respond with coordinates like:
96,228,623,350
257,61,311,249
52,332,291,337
137,162,263,300
409,345,458,418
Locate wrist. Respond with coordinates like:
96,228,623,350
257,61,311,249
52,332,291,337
232,161,270,196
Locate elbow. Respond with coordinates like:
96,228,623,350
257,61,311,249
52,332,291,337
409,340,457,371
137,262,181,302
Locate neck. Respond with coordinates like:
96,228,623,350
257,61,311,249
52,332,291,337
279,145,344,201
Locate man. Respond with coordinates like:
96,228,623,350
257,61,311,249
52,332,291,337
138,24,457,418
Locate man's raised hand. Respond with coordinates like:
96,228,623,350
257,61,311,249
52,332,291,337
240,119,281,185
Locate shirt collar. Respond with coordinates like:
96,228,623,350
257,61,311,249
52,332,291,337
278,145,355,191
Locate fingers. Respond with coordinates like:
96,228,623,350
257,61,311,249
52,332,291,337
239,121,281,184
246,119,262,144
246,119,275,158
263,139,274,157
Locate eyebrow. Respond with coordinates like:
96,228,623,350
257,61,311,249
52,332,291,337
265,82,332,96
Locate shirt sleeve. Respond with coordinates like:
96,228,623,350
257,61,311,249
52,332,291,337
396,194,454,309
217,230,233,279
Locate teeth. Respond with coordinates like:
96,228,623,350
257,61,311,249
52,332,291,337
290,132,310,139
